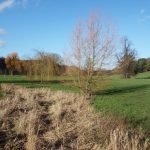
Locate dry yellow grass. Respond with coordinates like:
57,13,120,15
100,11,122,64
0,84,149,150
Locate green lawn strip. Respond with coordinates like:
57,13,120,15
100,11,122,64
0,75,79,93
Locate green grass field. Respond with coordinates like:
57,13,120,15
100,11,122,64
0,75,79,92
0,72,150,131
93,72,150,131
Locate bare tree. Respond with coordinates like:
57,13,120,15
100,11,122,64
27,51,62,82
69,13,115,97
117,37,136,78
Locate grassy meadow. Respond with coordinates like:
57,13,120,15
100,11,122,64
0,72,150,131
93,72,150,131
0,75,79,92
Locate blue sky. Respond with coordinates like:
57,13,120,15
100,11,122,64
0,0,150,59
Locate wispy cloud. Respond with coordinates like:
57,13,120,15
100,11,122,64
139,15,150,22
0,28,7,35
17,0,28,8
140,9,145,14
35,0,41,7
0,0,42,12
0,40,6,48
0,0,15,12
19,0,42,8
0,28,7,48
138,8,150,22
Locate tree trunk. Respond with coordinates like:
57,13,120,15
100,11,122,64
10,70,13,76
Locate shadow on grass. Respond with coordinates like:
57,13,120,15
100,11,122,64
0,79,79,92
136,77,150,79
94,84,150,96
0,80,73,84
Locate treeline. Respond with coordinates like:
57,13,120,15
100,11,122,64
116,57,150,78
0,52,23,75
134,58,150,73
0,51,149,78
0,52,66,81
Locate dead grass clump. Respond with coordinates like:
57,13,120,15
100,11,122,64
101,128,150,150
0,84,150,150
